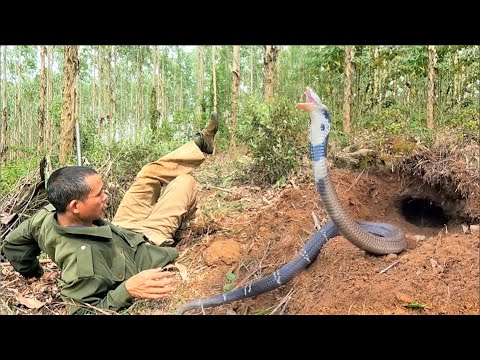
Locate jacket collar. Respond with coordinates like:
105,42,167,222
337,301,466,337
50,211,113,240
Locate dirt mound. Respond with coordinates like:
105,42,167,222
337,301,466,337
399,135,479,221
173,169,479,315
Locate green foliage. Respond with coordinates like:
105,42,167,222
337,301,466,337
238,95,307,185
403,300,426,310
444,106,479,134
223,272,236,292
1,156,42,195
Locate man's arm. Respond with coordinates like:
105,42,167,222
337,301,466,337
60,276,135,315
3,217,44,278
61,268,177,315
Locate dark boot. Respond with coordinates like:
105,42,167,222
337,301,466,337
194,112,218,154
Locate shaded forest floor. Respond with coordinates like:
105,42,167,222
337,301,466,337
1,136,479,315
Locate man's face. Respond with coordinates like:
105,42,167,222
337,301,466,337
77,174,108,222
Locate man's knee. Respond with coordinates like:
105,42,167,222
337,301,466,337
174,174,197,192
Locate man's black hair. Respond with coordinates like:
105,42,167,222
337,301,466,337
47,166,98,212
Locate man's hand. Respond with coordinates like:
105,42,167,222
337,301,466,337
125,268,177,299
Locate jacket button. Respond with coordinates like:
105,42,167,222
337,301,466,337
80,245,86,250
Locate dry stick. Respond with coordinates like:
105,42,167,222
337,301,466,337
379,260,400,274
271,287,296,315
311,211,322,230
236,241,273,288
0,278,20,289
343,169,365,194
205,185,235,193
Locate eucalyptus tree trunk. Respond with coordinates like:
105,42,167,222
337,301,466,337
38,46,47,155
59,46,79,166
98,47,104,136
107,46,113,144
231,45,240,148
15,46,23,159
212,46,217,112
178,50,184,111
154,46,162,126
372,47,379,108
250,46,254,94
263,45,279,101
161,51,167,125
136,46,144,138
112,45,117,139
427,45,437,130
1,46,7,164
46,46,53,153
343,45,354,134
453,51,458,105
195,46,205,127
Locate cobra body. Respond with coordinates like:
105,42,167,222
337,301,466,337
177,87,406,314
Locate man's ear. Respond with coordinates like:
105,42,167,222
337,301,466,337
67,200,81,214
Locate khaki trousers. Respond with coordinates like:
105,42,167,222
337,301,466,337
112,140,205,246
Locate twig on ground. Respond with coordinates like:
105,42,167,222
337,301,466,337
379,260,400,274
311,211,322,230
343,169,365,194
270,287,296,315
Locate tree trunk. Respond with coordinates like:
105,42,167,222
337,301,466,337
343,45,354,134
15,47,23,159
212,46,217,112
136,46,144,139
1,46,7,164
250,46,254,94
453,51,458,105
91,48,96,129
154,46,162,126
106,46,112,143
231,45,240,149
195,46,205,127
98,47,104,137
427,45,437,130
176,48,184,112
263,45,279,101
112,45,117,140
59,46,79,166
38,46,47,155
161,50,167,125
372,47,379,108
45,46,53,153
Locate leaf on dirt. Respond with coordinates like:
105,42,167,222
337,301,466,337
173,262,189,281
1,212,17,225
403,301,425,310
470,224,479,235
225,272,236,282
223,283,234,292
250,308,273,315
15,295,45,309
163,263,189,281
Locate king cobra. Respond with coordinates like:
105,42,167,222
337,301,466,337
177,87,406,314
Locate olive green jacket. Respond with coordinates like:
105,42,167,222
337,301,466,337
3,204,178,315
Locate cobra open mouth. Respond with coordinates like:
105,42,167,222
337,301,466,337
305,87,315,103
